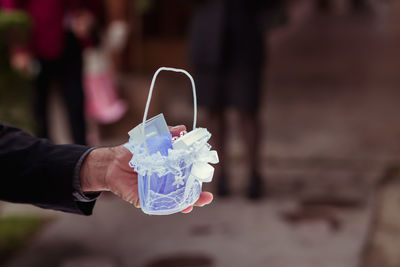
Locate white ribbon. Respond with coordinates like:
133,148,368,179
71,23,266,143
190,148,219,183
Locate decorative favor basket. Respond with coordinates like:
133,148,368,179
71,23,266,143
125,67,218,215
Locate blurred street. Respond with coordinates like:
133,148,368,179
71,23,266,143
3,1,400,267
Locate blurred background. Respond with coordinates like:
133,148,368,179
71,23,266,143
1,0,400,266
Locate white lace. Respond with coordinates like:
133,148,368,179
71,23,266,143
126,129,212,179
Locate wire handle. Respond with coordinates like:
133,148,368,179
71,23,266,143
142,67,198,134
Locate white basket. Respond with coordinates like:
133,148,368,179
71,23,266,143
125,67,218,215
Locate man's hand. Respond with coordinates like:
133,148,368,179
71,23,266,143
80,125,213,213
10,49,33,75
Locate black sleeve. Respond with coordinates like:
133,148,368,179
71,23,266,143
0,122,96,215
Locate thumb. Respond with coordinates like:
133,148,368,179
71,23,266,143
168,125,187,137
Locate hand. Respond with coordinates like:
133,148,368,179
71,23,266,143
10,49,33,75
70,10,94,39
80,125,213,213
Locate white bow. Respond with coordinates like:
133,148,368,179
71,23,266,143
190,145,219,183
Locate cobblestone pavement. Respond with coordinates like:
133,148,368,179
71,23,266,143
3,1,400,266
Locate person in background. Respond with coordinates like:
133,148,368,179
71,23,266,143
189,0,284,199
189,0,264,199
1,0,103,145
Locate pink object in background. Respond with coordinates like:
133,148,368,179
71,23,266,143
83,48,127,124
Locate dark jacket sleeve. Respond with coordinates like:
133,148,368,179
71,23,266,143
0,122,95,215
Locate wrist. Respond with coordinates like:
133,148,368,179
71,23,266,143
80,147,116,192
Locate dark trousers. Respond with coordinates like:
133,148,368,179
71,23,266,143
34,32,86,145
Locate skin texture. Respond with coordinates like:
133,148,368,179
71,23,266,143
80,125,213,213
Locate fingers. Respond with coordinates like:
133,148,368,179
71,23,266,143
181,206,193,214
194,192,213,207
133,198,141,208
180,192,213,214
168,125,187,137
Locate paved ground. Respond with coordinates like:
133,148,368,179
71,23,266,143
3,1,400,266
3,196,371,267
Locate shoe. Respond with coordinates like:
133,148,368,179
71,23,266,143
217,173,230,197
247,173,264,200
